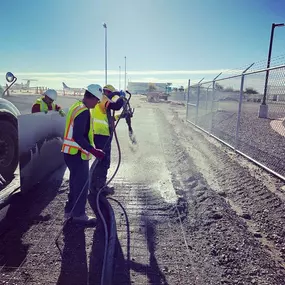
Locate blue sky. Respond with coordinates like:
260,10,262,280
0,0,285,89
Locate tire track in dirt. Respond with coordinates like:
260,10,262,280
156,106,285,284
177,108,285,265
168,105,285,263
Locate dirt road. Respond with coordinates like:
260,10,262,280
0,94,285,284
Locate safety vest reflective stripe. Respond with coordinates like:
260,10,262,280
91,98,111,136
65,106,87,141
61,101,93,160
93,118,109,125
62,138,88,151
62,143,89,155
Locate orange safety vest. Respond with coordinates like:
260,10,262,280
61,101,94,160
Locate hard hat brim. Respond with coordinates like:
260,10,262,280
83,88,102,99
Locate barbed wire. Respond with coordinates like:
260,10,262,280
219,53,285,79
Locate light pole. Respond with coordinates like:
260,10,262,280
119,66,121,90
103,22,107,85
124,56,127,91
259,22,284,118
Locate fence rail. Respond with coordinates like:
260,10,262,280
186,64,285,181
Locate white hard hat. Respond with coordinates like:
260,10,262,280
44,89,57,101
84,84,103,100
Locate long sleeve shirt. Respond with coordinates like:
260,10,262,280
106,91,125,111
73,109,93,153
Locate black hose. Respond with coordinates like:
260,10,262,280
98,93,132,284
55,92,132,285
107,197,130,271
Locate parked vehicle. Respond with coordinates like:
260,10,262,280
0,72,21,180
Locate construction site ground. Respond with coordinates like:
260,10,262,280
1,93,285,284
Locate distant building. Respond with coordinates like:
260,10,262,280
127,82,167,94
268,85,285,102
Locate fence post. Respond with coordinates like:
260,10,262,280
205,83,213,114
195,78,204,125
210,72,223,134
186,79,190,120
235,63,255,150
195,85,200,125
210,81,215,133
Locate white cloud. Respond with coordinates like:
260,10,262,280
0,68,238,77
0,68,247,89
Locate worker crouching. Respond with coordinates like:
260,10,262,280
31,88,66,117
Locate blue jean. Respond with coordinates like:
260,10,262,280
64,152,89,217
91,134,111,190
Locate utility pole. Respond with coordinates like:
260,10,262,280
119,66,121,90
124,56,127,90
259,22,284,118
103,22,107,85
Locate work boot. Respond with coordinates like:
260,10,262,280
72,214,96,226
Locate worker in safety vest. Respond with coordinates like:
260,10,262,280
62,84,105,224
90,84,126,195
31,88,66,116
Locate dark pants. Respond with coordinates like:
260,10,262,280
64,152,89,217
91,134,112,190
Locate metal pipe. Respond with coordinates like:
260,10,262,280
210,72,222,133
186,79,190,120
206,83,212,114
235,63,255,149
195,84,200,125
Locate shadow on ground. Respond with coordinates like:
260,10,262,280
0,165,66,271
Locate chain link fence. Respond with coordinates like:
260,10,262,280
186,64,285,180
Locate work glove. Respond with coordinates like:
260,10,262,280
114,114,120,121
59,109,66,117
90,148,105,160
120,90,126,97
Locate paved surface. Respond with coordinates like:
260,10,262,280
0,94,285,284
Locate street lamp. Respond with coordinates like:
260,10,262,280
103,22,107,85
259,22,285,118
125,56,127,90
119,66,121,90
124,56,127,91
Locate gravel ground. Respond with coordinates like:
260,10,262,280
190,101,285,177
0,95,285,284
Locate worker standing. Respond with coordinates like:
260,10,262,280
90,84,126,195
62,84,105,224
31,88,65,117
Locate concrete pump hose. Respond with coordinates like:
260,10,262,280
55,92,132,285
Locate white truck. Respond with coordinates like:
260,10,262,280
0,72,20,181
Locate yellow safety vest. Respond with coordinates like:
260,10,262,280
61,101,94,160
91,94,120,136
34,97,56,112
